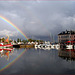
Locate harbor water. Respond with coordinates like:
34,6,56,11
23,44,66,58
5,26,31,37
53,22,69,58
0,48,75,74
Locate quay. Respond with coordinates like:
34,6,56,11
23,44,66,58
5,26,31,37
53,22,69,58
13,44,34,48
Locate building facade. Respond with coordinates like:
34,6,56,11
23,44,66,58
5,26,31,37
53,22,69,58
58,30,75,44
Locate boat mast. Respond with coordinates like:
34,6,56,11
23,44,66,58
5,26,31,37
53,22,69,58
6,35,9,44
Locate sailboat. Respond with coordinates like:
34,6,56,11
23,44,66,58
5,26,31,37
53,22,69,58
0,36,13,48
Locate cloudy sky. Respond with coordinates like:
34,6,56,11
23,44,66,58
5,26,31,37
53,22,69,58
0,1,75,41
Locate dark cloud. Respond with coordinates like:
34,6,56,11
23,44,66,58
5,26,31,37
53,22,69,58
0,1,74,40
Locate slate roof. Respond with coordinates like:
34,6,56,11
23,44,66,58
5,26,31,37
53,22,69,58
58,30,75,35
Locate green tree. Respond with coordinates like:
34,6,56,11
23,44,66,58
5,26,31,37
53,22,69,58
0,38,1,42
19,39,21,42
36,40,40,42
14,40,16,43
2,38,5,42
40,40,44,42
22,40,27,44
17,38,22,42
28,39,33,42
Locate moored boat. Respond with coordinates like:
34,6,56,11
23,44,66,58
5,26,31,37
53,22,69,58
0,43,13,48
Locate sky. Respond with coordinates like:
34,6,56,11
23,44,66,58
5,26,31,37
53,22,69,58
0,1,75,41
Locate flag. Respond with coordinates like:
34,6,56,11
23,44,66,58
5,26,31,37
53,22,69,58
5,38,8,42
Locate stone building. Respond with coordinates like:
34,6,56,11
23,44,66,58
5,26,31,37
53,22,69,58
58,30,75,44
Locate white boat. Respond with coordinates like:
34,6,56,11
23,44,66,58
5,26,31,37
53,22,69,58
66,45,73,49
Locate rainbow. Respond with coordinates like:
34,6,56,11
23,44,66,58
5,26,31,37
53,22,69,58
0,15,28,40
0,49,27,72
0,15,28,72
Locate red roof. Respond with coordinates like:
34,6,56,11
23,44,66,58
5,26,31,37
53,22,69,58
66,41,75,43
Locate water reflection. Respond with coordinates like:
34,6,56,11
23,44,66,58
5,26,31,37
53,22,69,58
0,48,14,60
0,48,75,74
58,49,75,61
0,48,27,74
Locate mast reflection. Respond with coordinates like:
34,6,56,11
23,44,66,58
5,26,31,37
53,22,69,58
0,48,14,60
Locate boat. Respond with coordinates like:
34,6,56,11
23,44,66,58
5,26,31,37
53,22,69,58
65,41,75,49
0,48,13,51
0,35,13,48
0,43,13,48
0,49,3,53
3,48,13,51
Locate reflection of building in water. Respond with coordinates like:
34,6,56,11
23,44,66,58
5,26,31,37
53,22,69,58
58,49,75,61
0,48,14,60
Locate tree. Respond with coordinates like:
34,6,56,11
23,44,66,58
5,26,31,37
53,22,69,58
19,39,21,42
28,39,33,42
17,38,22,42
40,40,44,42
0,38,1,42
17,38,20,42
22,40,27,44
2,38,5,42
36,40,40,42
14,40,16,43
